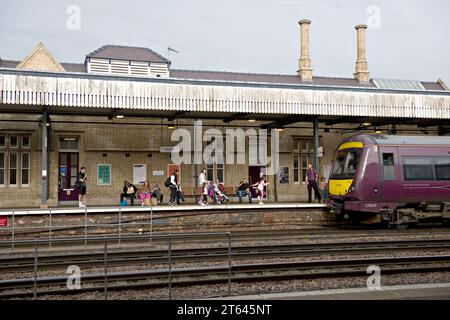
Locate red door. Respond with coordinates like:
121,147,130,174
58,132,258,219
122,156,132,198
248,166,266,198
58,152,79,201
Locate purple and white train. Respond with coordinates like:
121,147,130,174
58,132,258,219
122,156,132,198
327,134,450,226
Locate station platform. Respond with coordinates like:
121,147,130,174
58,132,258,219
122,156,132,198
217,283,450,300
0,202,326,216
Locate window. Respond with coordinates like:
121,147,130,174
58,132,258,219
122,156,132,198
331,150,361,179
402,157,435,181
217,163,224,183
9,152,17,186
21,136,30,149
0,152,4,187
383,153,395,181
0,134,32,187
21,153,30,186
434,157,450,181
59,137,79,152
9,135,18,148
293,138,313,183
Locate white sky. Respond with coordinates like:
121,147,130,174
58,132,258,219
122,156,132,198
0,0,449,86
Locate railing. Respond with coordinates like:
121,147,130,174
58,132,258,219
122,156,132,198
0,232,233,300
0,206,154,248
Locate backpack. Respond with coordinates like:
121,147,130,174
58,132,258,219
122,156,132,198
164,177,171,187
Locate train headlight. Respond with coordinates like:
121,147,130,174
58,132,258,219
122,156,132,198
348,185,356,193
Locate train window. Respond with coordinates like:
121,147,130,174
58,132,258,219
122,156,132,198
435,157,450,180
331,150,360,179
402,157,435,181
383,153,395,180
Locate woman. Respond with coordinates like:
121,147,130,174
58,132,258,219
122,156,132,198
76,167,87,208
252,176,269,205
139,180,152,206
151,183,164,204
198,168,207,205
120,180,137,206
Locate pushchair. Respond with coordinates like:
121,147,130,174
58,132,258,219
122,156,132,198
212,182,229,205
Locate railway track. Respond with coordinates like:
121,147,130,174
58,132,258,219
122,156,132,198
1,239,450,272
1,254,449,299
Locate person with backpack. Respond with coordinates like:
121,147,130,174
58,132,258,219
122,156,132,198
305,163,321,203
165,169,178,205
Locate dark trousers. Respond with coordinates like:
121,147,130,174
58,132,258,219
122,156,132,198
176,190,185,205
307,182,321,203
169,186,177,203
120,193,135,205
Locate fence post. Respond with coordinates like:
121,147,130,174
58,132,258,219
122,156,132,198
11,209,15,249
118,206,122,245
84,207,87,247
49,208,52,247
149,206,153,245
227,232,232,296
33,242,39,299
168,236,172,300
104,240,108,300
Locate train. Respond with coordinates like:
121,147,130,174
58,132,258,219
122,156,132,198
327,133,450,227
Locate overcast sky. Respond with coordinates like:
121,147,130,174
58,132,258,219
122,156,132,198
1,0,449,85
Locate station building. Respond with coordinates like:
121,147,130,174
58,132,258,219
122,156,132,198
0,21,449,208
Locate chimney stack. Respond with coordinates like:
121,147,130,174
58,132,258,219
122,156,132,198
354,24,370,83
297,19,313,81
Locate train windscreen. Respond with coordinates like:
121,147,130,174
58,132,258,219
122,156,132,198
331,150,361,179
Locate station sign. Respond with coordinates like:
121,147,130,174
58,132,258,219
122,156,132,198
0,217,7,227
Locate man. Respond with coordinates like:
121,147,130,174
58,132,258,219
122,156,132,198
305,164,321,203
76,167,87,208
236,177,252,203
168,169,178,205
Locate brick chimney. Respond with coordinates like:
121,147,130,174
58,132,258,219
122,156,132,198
297,19,313,81
354,24,370,83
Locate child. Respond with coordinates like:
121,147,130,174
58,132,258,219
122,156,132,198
252,177,269,205
200,181,209,206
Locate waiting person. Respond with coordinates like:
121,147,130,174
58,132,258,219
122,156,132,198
120,180,137,206
305,164,321,203
76,167,87,208
198,168,207,205
252,176,269,205
168,170,178,205
320,177,328,202
236,177,252,203
139,180,152,206
151,183,164,204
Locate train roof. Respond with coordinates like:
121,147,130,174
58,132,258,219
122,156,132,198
367,134,450,146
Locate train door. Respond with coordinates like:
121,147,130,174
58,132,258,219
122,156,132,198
380,147,400,202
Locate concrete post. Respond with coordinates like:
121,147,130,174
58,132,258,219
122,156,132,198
40,109,49,208
313,118,320,177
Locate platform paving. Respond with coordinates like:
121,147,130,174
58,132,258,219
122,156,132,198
0,203,326,216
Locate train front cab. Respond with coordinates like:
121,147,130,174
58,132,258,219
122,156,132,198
327,141,364,217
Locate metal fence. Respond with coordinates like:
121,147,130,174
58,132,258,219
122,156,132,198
0,207,155,248
0,232,233,300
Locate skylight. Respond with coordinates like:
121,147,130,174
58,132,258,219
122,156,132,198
373,78,425,91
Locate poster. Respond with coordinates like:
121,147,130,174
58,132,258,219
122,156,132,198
133,164,147,185
279,167,289,184
97,164,111,185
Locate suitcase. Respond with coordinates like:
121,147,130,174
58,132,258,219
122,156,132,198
150,197,157,206
144,198,151,206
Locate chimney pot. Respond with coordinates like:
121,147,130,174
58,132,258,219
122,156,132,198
297,19,313,81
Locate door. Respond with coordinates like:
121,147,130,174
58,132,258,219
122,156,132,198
380,147,400,202
248,166,265,198
58,152,79,201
